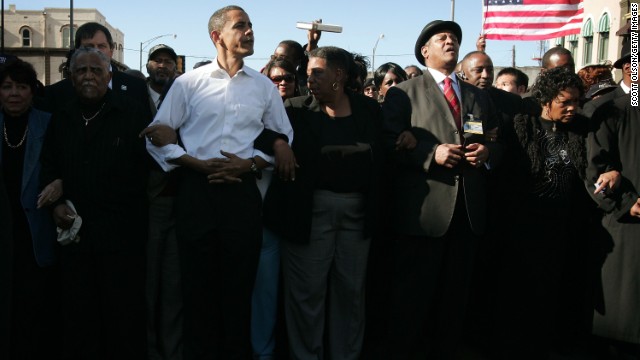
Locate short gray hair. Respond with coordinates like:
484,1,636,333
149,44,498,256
69,47,110,72
207,5,245,34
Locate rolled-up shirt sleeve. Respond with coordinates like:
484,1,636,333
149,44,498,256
146,81,188,172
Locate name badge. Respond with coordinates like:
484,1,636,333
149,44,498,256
463,114,483,135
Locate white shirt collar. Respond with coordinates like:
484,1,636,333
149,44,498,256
620,80,631,94
208,57,256,80
427,67,458,86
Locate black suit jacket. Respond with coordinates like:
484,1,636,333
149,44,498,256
381,71,500,237
39,68,152,122
263,92,382,243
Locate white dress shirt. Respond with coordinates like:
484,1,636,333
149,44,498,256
427,67,462,101
148,85,162,109
147,59,293,172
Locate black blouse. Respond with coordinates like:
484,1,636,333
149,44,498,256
315,114,373,193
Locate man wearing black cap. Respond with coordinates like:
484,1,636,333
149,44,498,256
381,20,499,358
147,44,178,112
144,45,182,360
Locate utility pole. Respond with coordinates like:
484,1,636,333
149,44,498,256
451,0,455,21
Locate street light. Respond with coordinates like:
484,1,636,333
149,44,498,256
371,33,384,76
139,33,176,70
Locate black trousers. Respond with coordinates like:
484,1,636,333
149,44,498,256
60,246,147,360
386,192,479,360
176,170,262,360
10,233,61,360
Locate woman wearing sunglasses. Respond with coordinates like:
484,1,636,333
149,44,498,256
263,58,300,101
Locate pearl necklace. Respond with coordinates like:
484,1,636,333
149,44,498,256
82,102,106,126
3,122,28,148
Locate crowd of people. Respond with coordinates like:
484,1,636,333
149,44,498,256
0,4,638,360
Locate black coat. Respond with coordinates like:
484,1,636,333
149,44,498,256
263,92,383,243
40,90,150,253
588,95,640,343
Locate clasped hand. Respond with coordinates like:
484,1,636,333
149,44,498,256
435,143,489,169
198,151,251,184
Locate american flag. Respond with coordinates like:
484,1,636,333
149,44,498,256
482,0,584,41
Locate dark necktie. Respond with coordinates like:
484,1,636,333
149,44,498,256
443,77,461,131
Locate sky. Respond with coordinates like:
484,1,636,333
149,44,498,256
13,0,547,74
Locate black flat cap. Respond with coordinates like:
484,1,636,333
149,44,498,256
414,20,462,66
613,41,631,69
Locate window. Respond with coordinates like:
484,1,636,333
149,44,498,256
598,13,610,63
61,25,75,48
567,34,579,60
582,18,593,65
21,28,31,47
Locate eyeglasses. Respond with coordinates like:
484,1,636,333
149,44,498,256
270,74,295,83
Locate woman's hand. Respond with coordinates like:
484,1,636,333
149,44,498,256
274,138,298,181
395,131,417,151
37,179,63,209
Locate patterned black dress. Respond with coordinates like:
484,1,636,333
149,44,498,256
490,114,601,359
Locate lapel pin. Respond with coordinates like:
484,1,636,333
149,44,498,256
121,85,127,91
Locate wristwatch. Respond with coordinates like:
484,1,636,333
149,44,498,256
249,158,262,180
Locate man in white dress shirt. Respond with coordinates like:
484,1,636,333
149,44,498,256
145,5,293,359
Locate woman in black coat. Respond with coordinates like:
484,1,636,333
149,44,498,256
264,46,382,360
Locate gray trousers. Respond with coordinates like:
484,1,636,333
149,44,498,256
147,196,183,360
282,190,370,360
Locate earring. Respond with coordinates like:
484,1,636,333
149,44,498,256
332,82,339,91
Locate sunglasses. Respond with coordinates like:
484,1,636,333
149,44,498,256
270,74,295,83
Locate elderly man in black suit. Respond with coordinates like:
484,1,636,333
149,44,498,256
41,46,150,359
381,20,499,359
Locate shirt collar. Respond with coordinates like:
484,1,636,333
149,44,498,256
427,67,458,86
620,80,631,94
209,57,254,80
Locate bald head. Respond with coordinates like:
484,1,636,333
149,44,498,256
460,51,494,89
542,46,575,73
